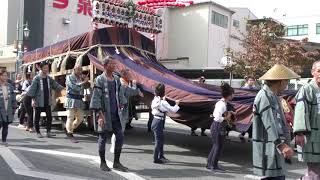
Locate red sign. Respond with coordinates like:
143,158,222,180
53,0,68,9
53,0,92,17
77,0,92,16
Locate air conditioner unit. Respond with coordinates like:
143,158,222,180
62,18,71,24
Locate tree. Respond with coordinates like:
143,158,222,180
227,18,320,79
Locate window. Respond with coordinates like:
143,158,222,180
0,50,3,56
287,24,308,36
233,20,240,28
212,11,228,28
316,23,320,34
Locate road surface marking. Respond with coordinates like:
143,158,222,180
0,146,87,180
9,146,146,180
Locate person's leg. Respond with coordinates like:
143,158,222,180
158,120,165,159
2,122,9,143
147,111,153,132
210,122,225,170
207,122,218,169
72,109,84,131
98,132,110,171
201,128,207,136
191,127,198,136
152,119,163,163
248,125,253,139
45,106,53,135
66,109,75,135
112,117,127,171
213,135,225,168
24,97,34,130
34,107,42,135
110,133,116,153
19,103,26,126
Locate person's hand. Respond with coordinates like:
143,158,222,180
224,112,232,121
175,100,180,105
139,91,144,97
282,145,294,159
295,134,306,147
98,113,105,128
83,76,89,83
278,143,294,159
230,111,237,116
31,99,37,108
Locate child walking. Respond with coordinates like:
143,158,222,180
151,83,180,164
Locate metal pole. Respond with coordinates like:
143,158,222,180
229,71,232,86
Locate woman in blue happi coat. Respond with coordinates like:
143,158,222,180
0,68,17,146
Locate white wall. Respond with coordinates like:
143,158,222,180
159,4,210,70
0,0,9,46
280,15,320,43
44,0,100,46
0,0,22,46
155,8,170,60
7,0,22,45
229,8,257,53
0,45,17,73
207,5,233,69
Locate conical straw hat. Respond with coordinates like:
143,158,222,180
259,64,300,80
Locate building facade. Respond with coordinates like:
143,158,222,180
229,8,257,53
281,15,320,43
156,3,257,78
0,45,18,79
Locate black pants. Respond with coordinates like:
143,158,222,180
23,96,33,128
0,121,9,143
98,115,124,163
191,127,206,133
34,106,52,133
19,102,26,125
147,111,153,131
207,121,225,169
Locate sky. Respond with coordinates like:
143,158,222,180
199,0,320,20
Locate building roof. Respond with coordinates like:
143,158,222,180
172,0,235,14
229,7,258,19
248,17,286,27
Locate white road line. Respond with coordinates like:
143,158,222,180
1,147,29,171
9,146,146,180
0,147,86,180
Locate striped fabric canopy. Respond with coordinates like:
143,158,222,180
23,27,296,132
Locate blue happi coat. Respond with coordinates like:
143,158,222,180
64,73,85,109
252,85,291,177
0,84,16,123
90,73,138,131
26,74,64,107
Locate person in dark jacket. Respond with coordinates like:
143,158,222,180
27,62,64,138
0,69,17,146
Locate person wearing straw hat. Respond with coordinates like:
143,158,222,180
293,61,320,180
252,64,299,179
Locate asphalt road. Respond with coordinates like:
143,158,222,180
0,118,306,180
